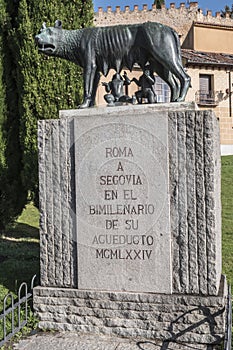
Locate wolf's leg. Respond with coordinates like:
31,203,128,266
79,61,97,108
157,60,190,102
148,32,190,102
150,60,179,102
170,61,191,102
160,71,180,102
90,72,101,107
168,73,180,102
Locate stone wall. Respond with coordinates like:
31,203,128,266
94,2,233,44
33,275,227,345
185,67,233,146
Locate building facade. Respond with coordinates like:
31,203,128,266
94,2,233,154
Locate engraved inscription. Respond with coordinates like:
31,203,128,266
74,118,171,293
88,146,157,260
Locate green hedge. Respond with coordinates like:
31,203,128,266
0,0,93,229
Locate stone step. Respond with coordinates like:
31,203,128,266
13,332,221,350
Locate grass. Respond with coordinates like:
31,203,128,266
0,203,39,298
0,202,39,348
0,156,232,347
221,155,233,287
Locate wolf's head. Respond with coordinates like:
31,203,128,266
35,20,63,56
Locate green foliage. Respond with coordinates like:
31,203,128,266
221,4,233,18
0,203,39,300
0,202,39,347
18,0,93,198
0,0,7,228
0,0,28,229
0,0,94,228
221,156,233,287
153,0,165,9
0,301,38,348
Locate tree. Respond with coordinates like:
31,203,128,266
0,0,8,229
221,4,233,18
0,0,27,230
0,0,94,229
154,0,165,9
18,0,93,199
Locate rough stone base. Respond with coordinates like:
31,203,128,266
33,276,227,347
13,331,222,350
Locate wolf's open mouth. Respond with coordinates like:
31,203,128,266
38,43,55,53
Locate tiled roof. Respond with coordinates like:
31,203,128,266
181,49,233,67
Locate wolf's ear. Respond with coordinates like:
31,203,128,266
55,20,62,29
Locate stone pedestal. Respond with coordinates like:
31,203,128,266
34,276,227,345
34,103,227,347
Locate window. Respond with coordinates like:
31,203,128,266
197,74,217,105
200,74,213,93
154,76,170,103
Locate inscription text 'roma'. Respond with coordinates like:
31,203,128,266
106,147,133,158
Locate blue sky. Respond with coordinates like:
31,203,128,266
93,1,225,14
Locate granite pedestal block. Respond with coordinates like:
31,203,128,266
34,275,227,345
35,103,227,346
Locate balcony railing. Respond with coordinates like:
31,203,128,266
195,90,219,106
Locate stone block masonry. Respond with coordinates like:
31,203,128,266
94,2,233,43
33,275,227,345
36,103,227,346
168,109,221,296
38,103,221,296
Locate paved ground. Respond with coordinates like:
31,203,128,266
12,332,218,350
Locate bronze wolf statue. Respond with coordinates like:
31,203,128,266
35,20,190,108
